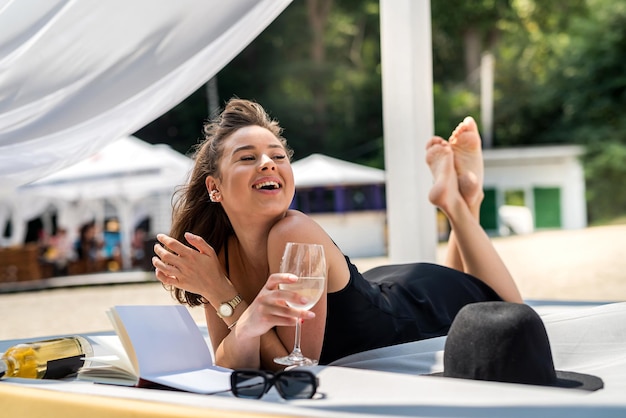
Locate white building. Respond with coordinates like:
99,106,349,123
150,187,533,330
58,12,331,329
482,145,586,233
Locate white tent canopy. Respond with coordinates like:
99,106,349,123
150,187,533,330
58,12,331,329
21,136,192,201
5,136,193,269
292,153,385,188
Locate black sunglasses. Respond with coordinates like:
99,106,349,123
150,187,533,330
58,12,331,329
231,369,318,400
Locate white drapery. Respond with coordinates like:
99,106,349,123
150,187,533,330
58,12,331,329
0,0,292,193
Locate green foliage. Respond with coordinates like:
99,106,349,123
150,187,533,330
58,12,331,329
433,84,480,136
133,84,208,156
558,4,626,141
504,190,526,206
584,141,626,222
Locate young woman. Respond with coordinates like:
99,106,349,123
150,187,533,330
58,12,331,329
152,98,522,370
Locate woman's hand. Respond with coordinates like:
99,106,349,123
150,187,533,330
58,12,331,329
152,232,224,297
235,273,315,340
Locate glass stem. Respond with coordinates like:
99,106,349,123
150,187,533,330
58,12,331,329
291,318,303,359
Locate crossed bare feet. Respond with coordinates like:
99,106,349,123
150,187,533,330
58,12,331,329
449,116,484,211
426,116,484,215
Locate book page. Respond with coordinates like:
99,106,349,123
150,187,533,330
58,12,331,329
147,368,231,394
77,335,137,385
107,309,140,374
111,305,231,393
83,335,135,375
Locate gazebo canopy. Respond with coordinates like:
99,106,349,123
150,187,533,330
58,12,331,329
6,137,193,269
292,154,385,188
20,136,192,201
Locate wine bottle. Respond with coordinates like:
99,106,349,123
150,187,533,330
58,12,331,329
0,336,93,379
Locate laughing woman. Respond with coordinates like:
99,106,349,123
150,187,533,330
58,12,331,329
152,98,522,370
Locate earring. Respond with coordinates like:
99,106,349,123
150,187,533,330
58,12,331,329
209,190,220,203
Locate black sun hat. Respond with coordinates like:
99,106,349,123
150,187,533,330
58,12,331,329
434,301,603,391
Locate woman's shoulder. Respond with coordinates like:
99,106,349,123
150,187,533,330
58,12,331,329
284,209,309,221
268,210,349,288
268,210,338,253
271,210,321,236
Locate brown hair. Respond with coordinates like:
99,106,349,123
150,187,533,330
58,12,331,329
167,98,293,306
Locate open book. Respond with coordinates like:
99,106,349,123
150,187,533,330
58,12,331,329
77,305,231,394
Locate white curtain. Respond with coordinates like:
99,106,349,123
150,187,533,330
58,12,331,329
0,0,292,194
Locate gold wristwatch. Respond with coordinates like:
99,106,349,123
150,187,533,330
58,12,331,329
217,294,243,318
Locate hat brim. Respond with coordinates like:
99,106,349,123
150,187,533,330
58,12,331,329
553,370,604,391
428,370,603,392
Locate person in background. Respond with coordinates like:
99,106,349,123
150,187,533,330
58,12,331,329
43,227,74,276
131,227,147,266
152,98,522,370
75,222,103,273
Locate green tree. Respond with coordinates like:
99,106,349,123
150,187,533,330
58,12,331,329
492,0,588,146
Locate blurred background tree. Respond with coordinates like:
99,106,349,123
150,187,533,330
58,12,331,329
135,0,626,224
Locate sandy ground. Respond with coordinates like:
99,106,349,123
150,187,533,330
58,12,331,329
1,224,625,341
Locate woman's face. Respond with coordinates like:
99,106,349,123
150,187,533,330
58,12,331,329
209,125,295,220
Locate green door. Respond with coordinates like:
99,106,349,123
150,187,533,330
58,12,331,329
533,187,561,228
480,188,498,232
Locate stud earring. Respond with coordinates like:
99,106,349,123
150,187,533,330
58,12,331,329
209,190,220,203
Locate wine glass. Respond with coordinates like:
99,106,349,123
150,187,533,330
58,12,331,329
274,242,326,367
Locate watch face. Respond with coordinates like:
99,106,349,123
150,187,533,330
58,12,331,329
219,303,233,317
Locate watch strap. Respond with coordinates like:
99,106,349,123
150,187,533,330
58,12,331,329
226,294,243,309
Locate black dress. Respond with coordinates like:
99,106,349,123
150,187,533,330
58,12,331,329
319,257,501,364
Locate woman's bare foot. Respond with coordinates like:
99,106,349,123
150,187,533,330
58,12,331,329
449,116,484,212
426,137,462,214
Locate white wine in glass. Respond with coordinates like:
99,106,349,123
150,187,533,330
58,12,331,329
274,242,326,366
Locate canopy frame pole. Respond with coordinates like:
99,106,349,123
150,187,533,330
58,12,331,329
380,0,437,263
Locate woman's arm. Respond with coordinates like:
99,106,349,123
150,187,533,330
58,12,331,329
209,309,294,371
210,271,317,369
265,210,349,363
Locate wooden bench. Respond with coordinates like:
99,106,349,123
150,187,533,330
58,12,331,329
0,244,43,282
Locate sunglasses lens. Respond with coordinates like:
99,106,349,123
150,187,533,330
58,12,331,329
231,371,267,398
276,371,317,399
